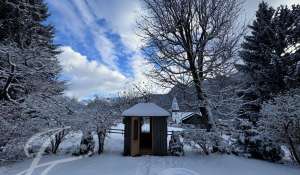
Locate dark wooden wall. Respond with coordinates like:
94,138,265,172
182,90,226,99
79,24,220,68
152,117,168,156
123,117,131,156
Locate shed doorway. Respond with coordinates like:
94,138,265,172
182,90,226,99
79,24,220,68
140,118,152,154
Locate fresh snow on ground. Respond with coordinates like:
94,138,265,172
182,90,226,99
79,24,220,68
0,124,299,175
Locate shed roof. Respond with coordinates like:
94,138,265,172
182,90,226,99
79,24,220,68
122,103,170,117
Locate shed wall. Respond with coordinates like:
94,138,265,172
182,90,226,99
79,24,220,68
152,117,168,155
123,117,131,156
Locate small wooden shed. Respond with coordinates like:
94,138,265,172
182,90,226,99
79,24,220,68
122,103,170,156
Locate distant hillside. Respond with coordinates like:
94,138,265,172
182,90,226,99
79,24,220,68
148,73,244,119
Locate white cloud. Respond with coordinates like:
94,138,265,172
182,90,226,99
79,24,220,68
129,53,170,94
50,0,144,67
85,0,143,51
58,46,127,99
47,0,118,69
47,0,86,42
58,46,166,99
272,0,299,7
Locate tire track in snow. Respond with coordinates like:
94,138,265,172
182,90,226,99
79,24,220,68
135,156,152,175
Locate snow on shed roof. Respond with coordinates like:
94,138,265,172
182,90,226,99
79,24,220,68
122,103,170,117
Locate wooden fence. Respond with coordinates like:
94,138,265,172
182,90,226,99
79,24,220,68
108,128,124,135
107,128,176,136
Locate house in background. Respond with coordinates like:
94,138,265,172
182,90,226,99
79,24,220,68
171,97,208,128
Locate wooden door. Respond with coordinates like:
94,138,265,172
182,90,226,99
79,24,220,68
131,117,140,156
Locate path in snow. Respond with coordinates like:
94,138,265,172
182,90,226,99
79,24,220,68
0,124,299,175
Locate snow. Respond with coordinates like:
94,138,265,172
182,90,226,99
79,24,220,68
142,123,150,132
122,103,170,117
1,124,299,175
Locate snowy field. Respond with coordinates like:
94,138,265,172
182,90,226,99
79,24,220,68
0,124,299,175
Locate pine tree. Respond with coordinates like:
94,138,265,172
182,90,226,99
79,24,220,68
0,0,63,102
237,2,300,122
234,2,300,161
0,0,64,162
237,1,275,122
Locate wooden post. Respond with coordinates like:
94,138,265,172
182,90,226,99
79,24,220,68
123,117,131,156
131,117,140,156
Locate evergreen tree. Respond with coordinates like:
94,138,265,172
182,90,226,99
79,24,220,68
237,2,300,122
0,0,63,102
237,2,275,122
0,0,64,162
234,2,300,162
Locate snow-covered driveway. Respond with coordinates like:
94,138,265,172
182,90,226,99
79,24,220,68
0,125,299,175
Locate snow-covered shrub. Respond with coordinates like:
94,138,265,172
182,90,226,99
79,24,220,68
244,130,283,162
169,132,184,156
261,89,300,164
183,129,227,155
231,118,283,162
0,100,48,163
74,132,95,156
0,138,27,163
85,97,116,154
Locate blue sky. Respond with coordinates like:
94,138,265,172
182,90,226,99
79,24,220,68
45,0,298,100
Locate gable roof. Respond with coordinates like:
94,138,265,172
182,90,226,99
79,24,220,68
181,113,202,122
172,112,202,123
122,103,170,117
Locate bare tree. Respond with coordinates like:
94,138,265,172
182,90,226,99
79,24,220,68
138,0,245,128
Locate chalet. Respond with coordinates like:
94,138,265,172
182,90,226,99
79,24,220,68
122,103,170,156
171,96,208,128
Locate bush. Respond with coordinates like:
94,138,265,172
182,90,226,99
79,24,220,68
183,129,227,155
169,132,184,156
261,89,300,164
231,118,283,162
73,132,95,156
245,133,283,162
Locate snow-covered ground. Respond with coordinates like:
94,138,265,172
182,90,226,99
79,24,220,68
0,124,299,175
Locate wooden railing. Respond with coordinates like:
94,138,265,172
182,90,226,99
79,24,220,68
108,128,124,135
108,129,180,136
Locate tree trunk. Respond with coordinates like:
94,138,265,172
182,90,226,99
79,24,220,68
189,59,214,130
0,54,16,101
287,135,300,165
284,123,300,165
97,130,106,154
51,129,65,154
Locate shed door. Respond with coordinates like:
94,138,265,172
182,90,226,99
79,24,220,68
131,117,140,156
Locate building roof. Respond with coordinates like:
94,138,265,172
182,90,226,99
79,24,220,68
122,103,170,117
172,112,193,123
172,112,202,124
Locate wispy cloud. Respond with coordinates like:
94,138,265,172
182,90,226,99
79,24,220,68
49,0,298,99
59,46,127,99
47,0,119,69
85,0,142,51
46,0,154,99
